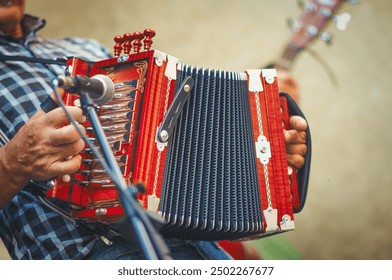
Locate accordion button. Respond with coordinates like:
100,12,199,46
123,33,134,54
143,29,156,51
113,35,124,57
132,32,144,53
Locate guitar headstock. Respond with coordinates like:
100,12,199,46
288,0,346,50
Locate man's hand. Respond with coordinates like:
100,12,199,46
277,71,307,168
0,90,85,207
284,116,307,169
6,106,86,181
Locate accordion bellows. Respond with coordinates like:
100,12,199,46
47,47,306,240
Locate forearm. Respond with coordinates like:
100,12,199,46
0,145,29,208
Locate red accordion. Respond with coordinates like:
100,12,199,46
46,31,310,240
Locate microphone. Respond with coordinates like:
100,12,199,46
55,74,115,105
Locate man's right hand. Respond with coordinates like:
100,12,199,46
0,92,86,207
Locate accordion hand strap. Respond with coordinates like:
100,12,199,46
280,92,312,213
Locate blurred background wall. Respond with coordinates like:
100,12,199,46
1,0,391,260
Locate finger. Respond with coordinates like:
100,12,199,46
44,106,86,128
61,174,71,183
289,116,307,132
48,154,82,176
284,129,307,144
49,139,85,160
48,123,86,146
60,139,85,156
286,143,307,157
287,154,305,169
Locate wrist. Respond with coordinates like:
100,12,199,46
0,145,30,192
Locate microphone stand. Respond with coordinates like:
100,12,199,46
79,94,172,260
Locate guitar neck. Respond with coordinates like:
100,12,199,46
274,0,347,72
275,44,303,71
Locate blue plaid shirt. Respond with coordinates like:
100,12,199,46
0,14,114,259
0,14,232,261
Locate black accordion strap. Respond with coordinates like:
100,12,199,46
279,92,312,213
0,54,67,65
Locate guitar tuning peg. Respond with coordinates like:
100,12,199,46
287,17,294,28
287,18,301,32
319,32,333,45
297,0,305,8
333,12,352,31
303,1,317,13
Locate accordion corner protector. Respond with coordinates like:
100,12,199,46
280,214,296,231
